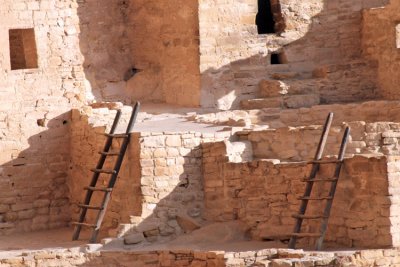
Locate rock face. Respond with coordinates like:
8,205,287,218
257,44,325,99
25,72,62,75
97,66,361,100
124,233,145,245
176,213,201,233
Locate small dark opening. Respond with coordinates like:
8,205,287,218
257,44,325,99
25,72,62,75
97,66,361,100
271,53,280,64
256,0,276,34
270,52,287,65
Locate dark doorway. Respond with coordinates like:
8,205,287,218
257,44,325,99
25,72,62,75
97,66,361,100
256,0,276,34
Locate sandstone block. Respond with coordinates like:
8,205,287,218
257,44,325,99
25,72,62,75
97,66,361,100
176,213,201,233
259,80,289,97
124,233,145,245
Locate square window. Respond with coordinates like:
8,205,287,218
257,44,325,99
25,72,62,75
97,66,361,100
9,28,38,70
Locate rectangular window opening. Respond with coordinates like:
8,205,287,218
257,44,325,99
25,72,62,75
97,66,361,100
396,24,400,49
9,28,38,70
270,51,287,65
256,0,286,34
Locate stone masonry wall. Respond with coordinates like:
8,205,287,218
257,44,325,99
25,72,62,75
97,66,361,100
125,0,201,106
238,121,400,161
69,107,232,241
363,0,400,101
7,247,400,267
0,1,85,234
202,146,394,249
194,100,400,127
199,0,386,109
77,0,133,103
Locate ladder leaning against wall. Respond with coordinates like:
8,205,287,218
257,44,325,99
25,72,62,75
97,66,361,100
72,102,140,243
288,112,350,250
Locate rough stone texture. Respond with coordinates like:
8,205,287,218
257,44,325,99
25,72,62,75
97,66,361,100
194,100,400,128
126,0,201,106
237,121,400,161
0,0,84,235
69,107,233,241
5,247,400,267
199,0,386,109
363,0,400,101
203,141,398,249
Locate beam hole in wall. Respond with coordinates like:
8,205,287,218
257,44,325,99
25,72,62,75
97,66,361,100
396,24,400,49
270,52,287,65
256,0,285,34
9,28,38,70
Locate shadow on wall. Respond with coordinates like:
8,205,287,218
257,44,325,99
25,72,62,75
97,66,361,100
200,0,386,110
70,131,208,244
75,0,387,109
76,0,201,107
0,113,71,236
76,0,133,104
69,0,394,247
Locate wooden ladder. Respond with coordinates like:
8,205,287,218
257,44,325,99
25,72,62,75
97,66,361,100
72,102,140,242
288,112,350,250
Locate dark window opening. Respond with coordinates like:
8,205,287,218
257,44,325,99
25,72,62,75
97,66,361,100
9,28,38,70
270,52,287,65
256,0,275,34
256,0,286,34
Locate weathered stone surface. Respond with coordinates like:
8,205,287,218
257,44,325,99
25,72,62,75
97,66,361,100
124,233,145,245
176,214,201,233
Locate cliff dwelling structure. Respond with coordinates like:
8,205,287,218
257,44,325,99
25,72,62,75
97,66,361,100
2,0,400,266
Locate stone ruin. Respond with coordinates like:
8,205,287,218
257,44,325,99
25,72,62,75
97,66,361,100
1,0,400,266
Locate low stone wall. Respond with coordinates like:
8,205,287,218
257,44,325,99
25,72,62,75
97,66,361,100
4,247,400,266
69,107,234,242
238,121,400,161
193,100,400,128
203,142,396,249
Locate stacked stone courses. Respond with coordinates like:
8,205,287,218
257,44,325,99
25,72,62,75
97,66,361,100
2,0,400,265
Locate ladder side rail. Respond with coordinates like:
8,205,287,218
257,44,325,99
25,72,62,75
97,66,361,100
315,126,350,250
90,103,141,242
72,110,122,241
288,112,334,249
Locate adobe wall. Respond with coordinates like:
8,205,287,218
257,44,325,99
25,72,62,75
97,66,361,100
202,146,396,248
125,0,201,107
0,1,84,234
77,0,133,103
194,100,400,127
239,121,400,161
363,1,400,101
6,247,400,266
198,0,385,110
69,107,233,241
72,0,201,106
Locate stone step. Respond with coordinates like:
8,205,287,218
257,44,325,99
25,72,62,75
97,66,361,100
241,94,320,110
259,79,323,98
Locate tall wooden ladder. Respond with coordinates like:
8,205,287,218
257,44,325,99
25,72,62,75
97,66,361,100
288,112,350,250
72,102,140,243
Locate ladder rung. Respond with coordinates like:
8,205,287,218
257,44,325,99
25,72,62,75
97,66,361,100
298,196,333,201
72,222,97,228
303,178,338,182
292,214,328,219
104,133,129,138
308,159,342,164
291,233,321,238
78,204,104,210
90,168,116,174
84,186,113,192
99,151,121,156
